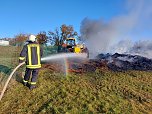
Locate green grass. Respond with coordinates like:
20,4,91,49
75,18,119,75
0,69,151,114
0,46,152,113
0,46,21,91
0,46,20,67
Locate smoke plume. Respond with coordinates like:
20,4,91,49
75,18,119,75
129,41,152,58
80,0,152,58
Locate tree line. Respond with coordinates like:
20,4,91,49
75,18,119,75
8,24,79,46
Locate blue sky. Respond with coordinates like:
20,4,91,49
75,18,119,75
0,0,151,41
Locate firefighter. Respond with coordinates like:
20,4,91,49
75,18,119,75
19,35,43,89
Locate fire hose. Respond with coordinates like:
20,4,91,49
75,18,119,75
0,62,25,101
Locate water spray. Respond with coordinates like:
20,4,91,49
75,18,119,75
0,62,25,101
41,53,88,76
41,53,88,62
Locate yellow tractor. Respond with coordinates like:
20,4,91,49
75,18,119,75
61,38,89,57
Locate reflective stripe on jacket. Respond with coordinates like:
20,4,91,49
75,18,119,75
19,41,43,69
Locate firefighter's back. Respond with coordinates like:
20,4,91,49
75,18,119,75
26,42,41,69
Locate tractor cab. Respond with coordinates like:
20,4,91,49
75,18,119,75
66,38,76,48
65,38,76,52
60,38,89,57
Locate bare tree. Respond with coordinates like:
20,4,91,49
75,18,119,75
48,24,78,46
36,31,48,44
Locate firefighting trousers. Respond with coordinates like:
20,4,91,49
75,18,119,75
23,68,39,84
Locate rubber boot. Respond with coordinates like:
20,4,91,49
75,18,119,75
22,81,27,86
29,85,36,90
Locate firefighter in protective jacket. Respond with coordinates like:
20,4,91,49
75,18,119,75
19,35,43,89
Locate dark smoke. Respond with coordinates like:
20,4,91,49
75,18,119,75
80,0,152,58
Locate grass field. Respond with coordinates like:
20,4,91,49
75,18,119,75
0,46,152,113
0,46,21,90
0,70,152,113
0,46,20,66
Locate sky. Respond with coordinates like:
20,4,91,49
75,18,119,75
0,0,152,41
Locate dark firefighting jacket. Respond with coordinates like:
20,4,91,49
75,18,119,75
19,41,43,69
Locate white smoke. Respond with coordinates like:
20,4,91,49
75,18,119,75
112,40,152,59
80,0,152,58
110,40,133,54
129,41,152,58
117,56,134,62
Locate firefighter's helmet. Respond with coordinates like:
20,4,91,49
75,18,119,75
28,35,36,42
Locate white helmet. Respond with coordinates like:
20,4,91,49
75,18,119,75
28,35,36,42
